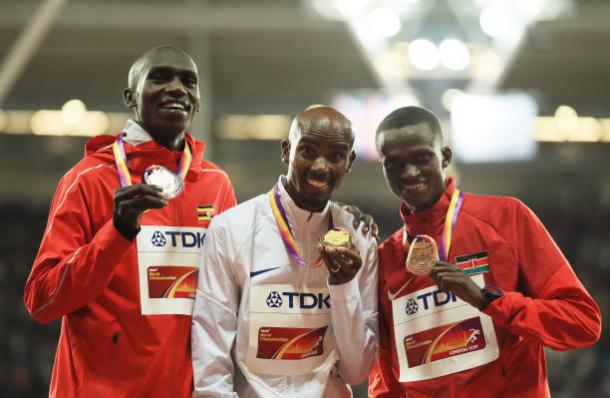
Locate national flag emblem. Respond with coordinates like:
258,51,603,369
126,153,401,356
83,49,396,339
455,251,489,275
197,205,215,223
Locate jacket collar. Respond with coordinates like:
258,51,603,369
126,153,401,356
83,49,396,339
400,177,456,239
84,119,205,181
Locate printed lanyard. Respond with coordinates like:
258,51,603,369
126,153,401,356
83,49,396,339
402,189,464,262
268,183,329,268
112,133,192,187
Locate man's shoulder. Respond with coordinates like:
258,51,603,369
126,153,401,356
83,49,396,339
461,191,533,230
330,203,378,249
211,193,267,227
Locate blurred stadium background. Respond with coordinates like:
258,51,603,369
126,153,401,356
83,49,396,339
0,0,608,396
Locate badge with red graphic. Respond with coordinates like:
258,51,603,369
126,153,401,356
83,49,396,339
404,317,486,368
257,326,328,360
147,266,198,299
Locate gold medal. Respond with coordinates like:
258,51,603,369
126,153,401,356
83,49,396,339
405,235,438,276
320,228,352,273
319,228,352,248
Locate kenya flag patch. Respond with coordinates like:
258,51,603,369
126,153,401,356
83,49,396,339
455,251,489,275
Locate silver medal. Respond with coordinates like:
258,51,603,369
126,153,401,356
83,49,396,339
143,165,184,199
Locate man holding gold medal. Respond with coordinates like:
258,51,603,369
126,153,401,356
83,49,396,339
24,46,236,397
368,106,601,397
191,106,378,397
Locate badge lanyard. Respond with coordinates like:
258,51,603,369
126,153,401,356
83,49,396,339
402,189,464,262
112,133,192,187
268,182,331,268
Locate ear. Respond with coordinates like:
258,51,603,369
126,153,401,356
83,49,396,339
123,88,136,109
346,150,356,173
280,139,290,165
441,146,452,169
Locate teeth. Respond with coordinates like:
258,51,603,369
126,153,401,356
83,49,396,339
405,182,424,190
307,178,327,188
163,102,186,110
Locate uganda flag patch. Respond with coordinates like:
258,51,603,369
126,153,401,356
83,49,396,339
197,205,215,224
455,251,489,275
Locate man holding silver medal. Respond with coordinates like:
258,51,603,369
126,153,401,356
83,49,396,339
368,106,601,397
191,106,378,397
24,46,236,397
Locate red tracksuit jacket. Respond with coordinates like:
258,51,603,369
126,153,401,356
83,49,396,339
369,179,601,398
24,129,236,398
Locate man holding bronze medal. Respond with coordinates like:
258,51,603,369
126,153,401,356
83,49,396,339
24,46,236,397
368,106,601,397
191,106,378,397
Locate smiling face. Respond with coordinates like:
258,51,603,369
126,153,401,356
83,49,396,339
281,107,355,212
378,121,452,212
123,47,200,147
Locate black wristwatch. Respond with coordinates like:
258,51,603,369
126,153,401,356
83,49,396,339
479,285,504,310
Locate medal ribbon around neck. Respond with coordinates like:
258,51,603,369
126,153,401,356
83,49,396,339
268,183,329,268
402,189,464,262
112,133,192,187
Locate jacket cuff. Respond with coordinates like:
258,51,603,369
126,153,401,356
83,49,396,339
481,291,521,326
113,212,140,241
328,278,360,302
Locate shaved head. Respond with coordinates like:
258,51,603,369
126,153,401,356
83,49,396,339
288,106,354,147
127,46,196,90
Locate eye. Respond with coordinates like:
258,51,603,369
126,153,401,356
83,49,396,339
415,153,432,165
330,151,346,163
298,145,315,158
149,71,167,84
183,76,197,88
383,158,401,171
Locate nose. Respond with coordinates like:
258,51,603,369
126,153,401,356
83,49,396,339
311,156,330,173
166,77,187,97
402,163,420,179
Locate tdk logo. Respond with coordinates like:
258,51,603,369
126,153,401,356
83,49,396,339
406,290,458,315
266,291,283,307
151,231,167,247
150,230,206,248
265,291,331,309
405,299,419,315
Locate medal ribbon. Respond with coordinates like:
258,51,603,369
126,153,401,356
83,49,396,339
112,133,192,187
402,189,464,262
268,183,328,268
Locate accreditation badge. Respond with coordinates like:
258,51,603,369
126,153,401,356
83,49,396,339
136,225,206,315
245,284,337,376
391,274,499,382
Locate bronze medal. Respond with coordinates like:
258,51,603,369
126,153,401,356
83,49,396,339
405,234,438,276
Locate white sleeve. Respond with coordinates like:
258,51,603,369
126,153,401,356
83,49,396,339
328,238,379,385
192,217,240,398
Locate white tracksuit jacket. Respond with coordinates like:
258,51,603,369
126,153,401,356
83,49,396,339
192,179,378,397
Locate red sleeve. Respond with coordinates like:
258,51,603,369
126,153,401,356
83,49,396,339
217,173,237,213
368,257,404,398
23,172,133,324
483,201,601,350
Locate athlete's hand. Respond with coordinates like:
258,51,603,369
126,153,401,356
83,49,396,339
113,184,168,230
336,201,379,241
317,243,362,285
429,261,486,309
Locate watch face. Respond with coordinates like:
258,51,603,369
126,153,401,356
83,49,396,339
484,285,503,300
